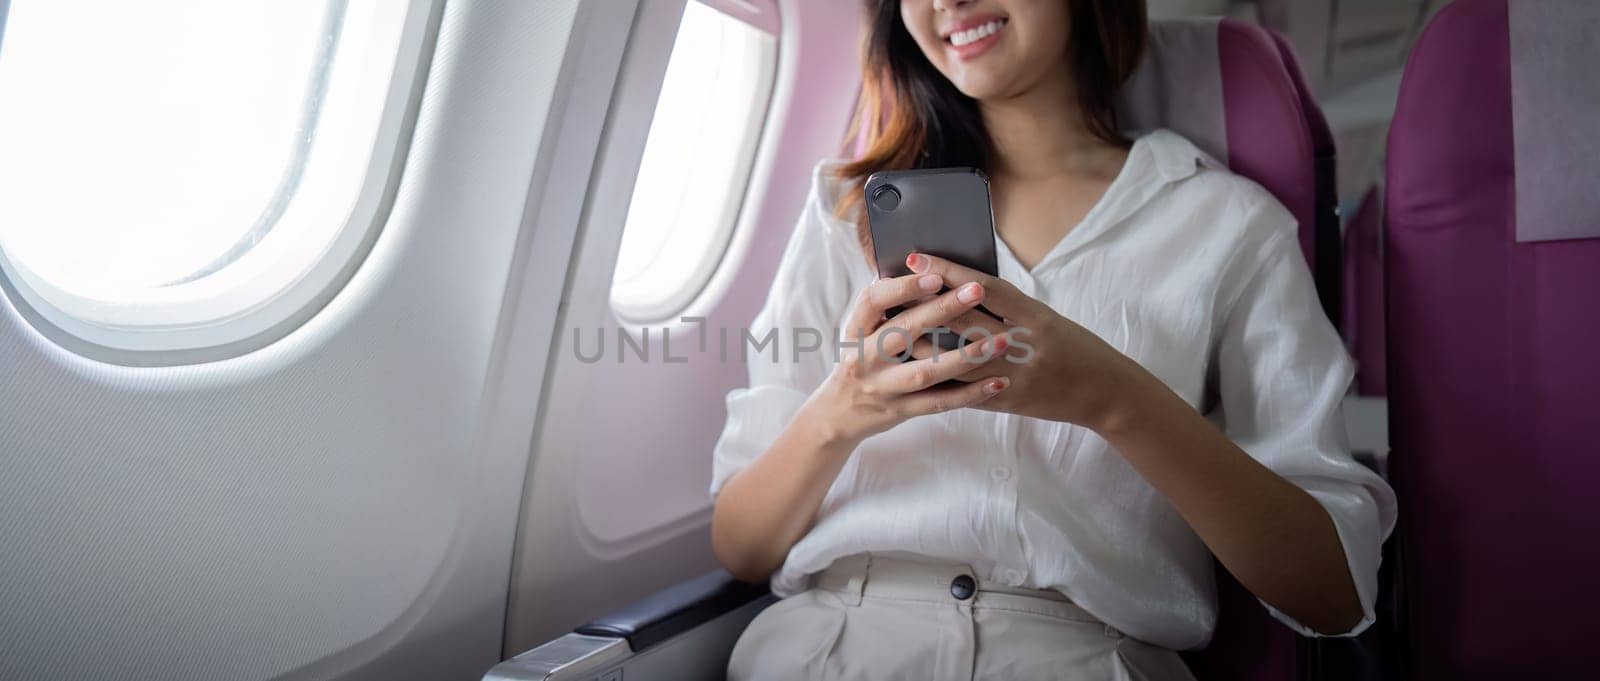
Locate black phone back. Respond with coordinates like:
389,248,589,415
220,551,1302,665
864,167,999,279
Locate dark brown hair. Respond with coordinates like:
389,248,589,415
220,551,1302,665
835,1,1148,255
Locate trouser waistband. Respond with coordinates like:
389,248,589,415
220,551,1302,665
813,554,1105,626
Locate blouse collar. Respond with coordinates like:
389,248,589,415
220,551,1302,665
1011,128,1211,277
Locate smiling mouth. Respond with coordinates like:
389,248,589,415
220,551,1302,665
946,18,1009,47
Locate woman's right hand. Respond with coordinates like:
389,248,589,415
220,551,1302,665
798,272,1012,448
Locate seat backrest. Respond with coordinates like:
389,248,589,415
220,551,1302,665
1118,17,1336,681
1385,0,1600,677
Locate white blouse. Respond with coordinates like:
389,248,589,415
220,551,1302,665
708,129,1397,651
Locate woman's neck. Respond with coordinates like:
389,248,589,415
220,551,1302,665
980,67,1110,182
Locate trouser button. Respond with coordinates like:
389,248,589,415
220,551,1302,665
950,574,976,600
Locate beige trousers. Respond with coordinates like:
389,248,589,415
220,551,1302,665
728,554,1197,681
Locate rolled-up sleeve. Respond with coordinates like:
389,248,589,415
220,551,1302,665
709,163,863,500
1211,199,1398,638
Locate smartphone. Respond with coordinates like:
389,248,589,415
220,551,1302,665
864,167,1001,351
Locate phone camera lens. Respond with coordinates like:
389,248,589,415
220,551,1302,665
872,185,901,212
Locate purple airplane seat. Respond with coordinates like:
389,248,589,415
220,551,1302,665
1385,0,1600,677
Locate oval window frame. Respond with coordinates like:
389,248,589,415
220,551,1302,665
606,0,781,325
0,0,443,367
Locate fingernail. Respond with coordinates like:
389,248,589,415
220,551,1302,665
917,274,941,292
983,377,1009,395
957,282,983,305
988,335,1008,353
906,253,926,271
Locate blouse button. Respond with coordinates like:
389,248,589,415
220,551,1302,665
949,574,976,600
990,465,1012,482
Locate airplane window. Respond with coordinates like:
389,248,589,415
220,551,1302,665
609,1,777,323
0,0,431,362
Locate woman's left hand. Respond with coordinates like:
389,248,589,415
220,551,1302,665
904,253,1153,432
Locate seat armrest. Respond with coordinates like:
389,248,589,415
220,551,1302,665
486,569,773,681
574,569,769,651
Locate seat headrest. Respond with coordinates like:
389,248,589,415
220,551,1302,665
1117,18,1229,163
1509,0,1600,242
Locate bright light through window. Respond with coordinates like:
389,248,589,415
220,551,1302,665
0,0,427,360
0,1,325,294
609,1,777,322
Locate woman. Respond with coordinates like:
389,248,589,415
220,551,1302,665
709,0,1395,678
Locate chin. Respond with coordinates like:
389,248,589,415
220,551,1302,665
948,69,1014,101
953,77,1020,103
942,51,1037,102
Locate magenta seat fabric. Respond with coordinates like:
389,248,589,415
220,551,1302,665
1216,20,1318,272
1386,0,1600,677
1342,187,1385,396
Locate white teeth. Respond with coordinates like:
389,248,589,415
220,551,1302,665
949,19,1006,47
